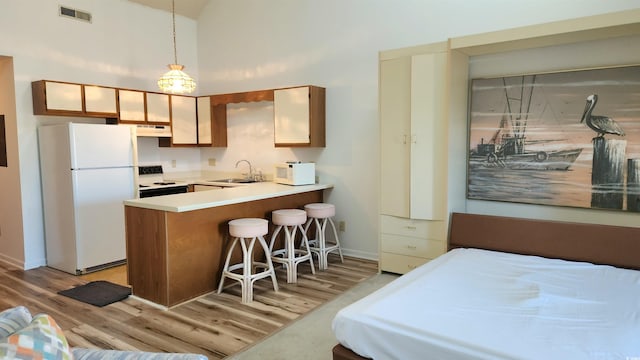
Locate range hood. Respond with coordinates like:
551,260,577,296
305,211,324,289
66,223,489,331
135,124,172,137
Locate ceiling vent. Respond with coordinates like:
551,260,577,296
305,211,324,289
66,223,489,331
59,5,92,23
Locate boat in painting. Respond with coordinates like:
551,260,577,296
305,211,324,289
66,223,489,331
469,75,582,171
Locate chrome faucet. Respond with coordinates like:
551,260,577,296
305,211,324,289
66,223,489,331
235,159,253,180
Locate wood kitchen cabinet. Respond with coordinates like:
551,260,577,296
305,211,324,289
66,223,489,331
168,95,197,145
378,42,449,274
83,85,118,116
117,89,146,123
145,92,171,124
274,86,325,147
32,80,118,118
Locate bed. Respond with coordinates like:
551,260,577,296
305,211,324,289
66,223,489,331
331,212,640,360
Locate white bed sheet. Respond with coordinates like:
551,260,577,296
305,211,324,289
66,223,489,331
332,248,640,360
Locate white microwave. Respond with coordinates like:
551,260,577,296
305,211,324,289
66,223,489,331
274,162,316,185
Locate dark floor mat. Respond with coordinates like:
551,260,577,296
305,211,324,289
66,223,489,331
58,280,131,307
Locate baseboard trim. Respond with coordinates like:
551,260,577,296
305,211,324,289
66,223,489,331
341,248,378,261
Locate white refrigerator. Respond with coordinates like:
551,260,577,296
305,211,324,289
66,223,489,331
39,123,137,274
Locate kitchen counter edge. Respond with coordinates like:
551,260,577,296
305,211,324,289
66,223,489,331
124,182,334,213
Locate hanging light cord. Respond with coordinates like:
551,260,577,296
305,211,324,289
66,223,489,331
171,0,178,65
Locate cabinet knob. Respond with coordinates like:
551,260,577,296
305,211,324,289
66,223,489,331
407,245,417,250
405,226,417,230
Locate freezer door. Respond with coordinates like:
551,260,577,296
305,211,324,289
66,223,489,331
72,167,135,270
69,123,135,169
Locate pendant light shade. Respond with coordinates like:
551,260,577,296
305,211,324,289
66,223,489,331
158,0,196,94
158,64,196,94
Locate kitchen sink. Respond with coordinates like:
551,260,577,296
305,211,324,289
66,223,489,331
209,178,257,183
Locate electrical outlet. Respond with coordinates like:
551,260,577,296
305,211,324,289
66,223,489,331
339,221,346,232
171,160,176,168
208,158,216,166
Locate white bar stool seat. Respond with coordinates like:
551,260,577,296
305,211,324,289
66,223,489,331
217,218,278,303
303,203,344,270
269,209,315,283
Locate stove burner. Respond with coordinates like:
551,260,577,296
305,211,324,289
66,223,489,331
139,184,149,188
153,181,176,185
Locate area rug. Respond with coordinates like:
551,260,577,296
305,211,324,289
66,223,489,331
58,280,131,307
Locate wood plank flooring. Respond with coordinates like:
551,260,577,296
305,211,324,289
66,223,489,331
0,255,377,359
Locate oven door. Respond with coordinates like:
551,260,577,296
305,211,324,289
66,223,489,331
139,185,188,198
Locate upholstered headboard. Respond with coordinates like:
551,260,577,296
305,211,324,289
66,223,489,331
448,212,640,270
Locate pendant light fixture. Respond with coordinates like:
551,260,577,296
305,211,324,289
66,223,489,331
157,0,196,94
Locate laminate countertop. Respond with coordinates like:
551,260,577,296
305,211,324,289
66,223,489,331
124,182,333,213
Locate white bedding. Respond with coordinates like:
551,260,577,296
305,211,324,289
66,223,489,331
332,248,640,360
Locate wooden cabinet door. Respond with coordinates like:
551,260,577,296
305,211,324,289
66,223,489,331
274,86,325,147
197,96,212,145
146,93,170,124
171,95,197,145
45,81,83,112
118,89,145,123
84,85,117,116
274,86,310,144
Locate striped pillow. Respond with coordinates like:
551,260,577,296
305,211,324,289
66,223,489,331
0,306,32,339
0,313,73,360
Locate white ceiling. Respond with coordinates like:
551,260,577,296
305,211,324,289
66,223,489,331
127,0,210,19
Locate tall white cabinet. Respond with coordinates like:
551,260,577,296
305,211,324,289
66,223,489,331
379,42,449,274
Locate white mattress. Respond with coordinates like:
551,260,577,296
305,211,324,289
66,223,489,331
332,248,640,360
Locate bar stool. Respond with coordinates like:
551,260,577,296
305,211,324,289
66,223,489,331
303,203,344,270
269,209,316,283
217,218,279,303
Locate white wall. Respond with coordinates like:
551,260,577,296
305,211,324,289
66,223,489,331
0,0,199,268
196,0,640,259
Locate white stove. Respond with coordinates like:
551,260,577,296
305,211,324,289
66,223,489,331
138,165,189,198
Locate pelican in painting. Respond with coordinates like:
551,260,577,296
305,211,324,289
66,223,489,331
580,94,625,137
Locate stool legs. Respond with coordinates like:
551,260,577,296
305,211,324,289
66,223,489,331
218,235,278,303
269,224,315,283
304,216,344,270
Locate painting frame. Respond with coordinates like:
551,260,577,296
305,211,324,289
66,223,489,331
0,115,6,167
467,65,640,212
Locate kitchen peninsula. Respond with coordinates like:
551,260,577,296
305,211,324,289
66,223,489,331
124,182,332,307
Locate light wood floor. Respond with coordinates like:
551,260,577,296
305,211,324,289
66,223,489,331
0,255,377,359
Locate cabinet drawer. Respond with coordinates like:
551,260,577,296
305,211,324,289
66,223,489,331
380,252,430,275
380,233,445,258
380,215,445,238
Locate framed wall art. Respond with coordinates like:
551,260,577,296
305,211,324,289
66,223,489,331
467,65,640,212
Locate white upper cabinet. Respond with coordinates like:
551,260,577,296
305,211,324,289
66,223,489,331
45,81,83,112
170,95,197,145
274,87,310,144
83,85,117,115
118,89,145,123
197,96,212,145
145,93,170,124
274,86,325,147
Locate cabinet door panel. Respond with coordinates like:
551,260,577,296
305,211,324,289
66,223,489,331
410,53,447,220
118,90,145,122
84,86,117,114
171,96,197,145
146,93,170,124
197,96,212,145
45,82,82,112
274,87,310,144
380,57,411,218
